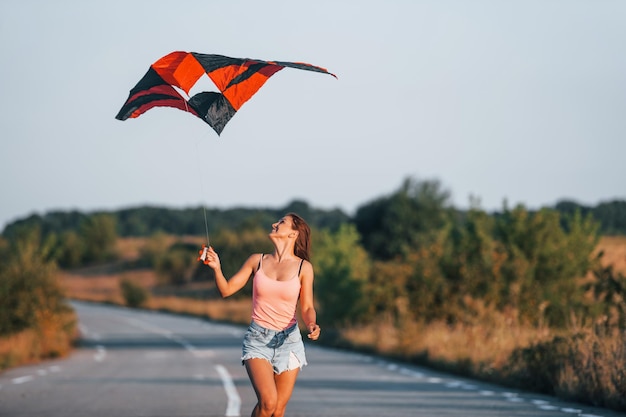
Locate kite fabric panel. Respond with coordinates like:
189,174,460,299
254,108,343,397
115,51,337,135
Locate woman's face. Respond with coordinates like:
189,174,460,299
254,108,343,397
270,216,295,237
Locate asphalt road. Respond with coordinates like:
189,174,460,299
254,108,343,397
0,301,622,417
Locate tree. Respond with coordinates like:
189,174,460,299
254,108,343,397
495,205,599,327
54,230,84,268
313,224,370,326
0,228,69,335
79,214,118,263
354,177,452,260
439,207,503,307
156,247,197,286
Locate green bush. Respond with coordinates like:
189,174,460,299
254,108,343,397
0,228,70,336
156,248,197,286
120,278,148,308
313,224,370,325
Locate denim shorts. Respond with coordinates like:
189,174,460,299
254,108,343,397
241,321,308,374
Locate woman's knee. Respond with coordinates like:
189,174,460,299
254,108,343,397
258,394,278,414
272,403,288,417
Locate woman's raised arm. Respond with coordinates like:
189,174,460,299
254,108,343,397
206,248,260,298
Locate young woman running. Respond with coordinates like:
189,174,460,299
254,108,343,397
204,213,320,417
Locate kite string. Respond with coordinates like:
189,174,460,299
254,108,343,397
186,87,210,248
202,205,210,247
194,140,210,247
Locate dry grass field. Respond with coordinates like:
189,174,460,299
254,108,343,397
595,235,626,274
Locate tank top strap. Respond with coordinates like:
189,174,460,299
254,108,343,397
297,258,304,276
257,254,264,272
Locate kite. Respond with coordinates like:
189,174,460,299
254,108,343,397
115,51,336,135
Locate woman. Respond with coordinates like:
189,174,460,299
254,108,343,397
204,213,321,417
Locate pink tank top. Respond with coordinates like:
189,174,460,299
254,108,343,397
251,255,303,330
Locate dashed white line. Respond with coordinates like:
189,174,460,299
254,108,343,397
12,375,33,384
370,359,610,417
501,392,523,403
94,345,106,362
398,368,423,378
561,408,582,414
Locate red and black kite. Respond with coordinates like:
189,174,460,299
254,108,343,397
115,51,336,135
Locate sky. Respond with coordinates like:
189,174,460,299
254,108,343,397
1,1,625,232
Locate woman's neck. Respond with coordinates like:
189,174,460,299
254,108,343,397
272,241,297,262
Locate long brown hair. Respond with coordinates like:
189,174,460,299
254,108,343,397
287,212,311,261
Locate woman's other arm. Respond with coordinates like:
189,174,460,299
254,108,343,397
299,261,320,340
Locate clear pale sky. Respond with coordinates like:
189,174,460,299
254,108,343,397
1,1,625,231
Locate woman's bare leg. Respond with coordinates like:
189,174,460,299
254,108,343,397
272,368,299,417
245,359,278,417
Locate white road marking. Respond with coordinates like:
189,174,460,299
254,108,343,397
502,392,523,402
12,375,33,384
94,345,106,362
215,365,242,417
398,368,423,378
363,358,611,417
49,366,61,372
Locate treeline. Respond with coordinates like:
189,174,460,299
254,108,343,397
2,200,349,240
555,199,626,236
3,194,625,241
